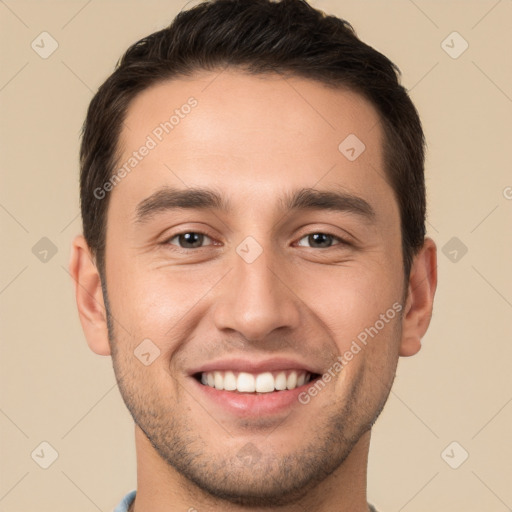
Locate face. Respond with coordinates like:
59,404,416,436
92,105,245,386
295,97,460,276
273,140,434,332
103,70,406,505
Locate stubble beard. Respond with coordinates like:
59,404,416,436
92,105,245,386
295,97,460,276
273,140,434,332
102,281,399,507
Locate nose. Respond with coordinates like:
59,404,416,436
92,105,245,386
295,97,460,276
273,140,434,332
212,244,302,342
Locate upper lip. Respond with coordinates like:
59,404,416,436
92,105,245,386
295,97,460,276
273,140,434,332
188,357,322,376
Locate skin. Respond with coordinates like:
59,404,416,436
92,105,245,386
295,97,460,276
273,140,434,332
69,70,437,512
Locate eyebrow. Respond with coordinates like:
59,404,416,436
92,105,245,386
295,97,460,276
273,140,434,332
134,186,376,224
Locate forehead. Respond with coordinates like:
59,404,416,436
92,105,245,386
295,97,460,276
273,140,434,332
110,69,392,220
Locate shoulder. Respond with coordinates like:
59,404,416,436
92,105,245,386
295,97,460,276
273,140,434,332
112,489,136,512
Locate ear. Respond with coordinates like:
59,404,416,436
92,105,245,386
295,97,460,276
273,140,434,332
69,234,111,356
399,237,438,357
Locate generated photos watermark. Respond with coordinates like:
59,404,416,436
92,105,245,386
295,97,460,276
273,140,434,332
93,96,198,200
298,301,403,404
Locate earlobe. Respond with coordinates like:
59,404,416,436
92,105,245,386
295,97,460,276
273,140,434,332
69,235,111,356
399,237,438,357
399,336,422,357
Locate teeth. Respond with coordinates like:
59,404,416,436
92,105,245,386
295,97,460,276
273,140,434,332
237,372,255,392
224,371,237,391
199,370,312,393
286,371,297,390
255,372,274,393
214,371,224,390
275,372,287,390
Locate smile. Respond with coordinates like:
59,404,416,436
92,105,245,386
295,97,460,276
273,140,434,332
196,370,317,393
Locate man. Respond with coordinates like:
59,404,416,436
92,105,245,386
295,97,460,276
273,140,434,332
69,0,437,511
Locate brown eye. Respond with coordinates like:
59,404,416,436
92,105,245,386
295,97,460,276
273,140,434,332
296,233,346,249
166,232,213,249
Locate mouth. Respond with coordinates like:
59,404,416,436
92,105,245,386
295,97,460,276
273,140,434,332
188,358,325,417
194,369,321,394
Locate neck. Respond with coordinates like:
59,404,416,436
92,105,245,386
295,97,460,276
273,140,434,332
130,425,372,512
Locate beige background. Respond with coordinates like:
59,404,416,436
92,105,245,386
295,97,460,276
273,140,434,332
1,0,511,511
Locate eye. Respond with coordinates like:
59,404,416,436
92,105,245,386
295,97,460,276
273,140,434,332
163,231,349,251
165,231,214,249
296,232,348,249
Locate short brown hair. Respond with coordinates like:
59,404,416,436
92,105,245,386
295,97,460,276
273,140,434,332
79,0,426,285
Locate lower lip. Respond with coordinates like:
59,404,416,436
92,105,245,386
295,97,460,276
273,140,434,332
190,376,318,417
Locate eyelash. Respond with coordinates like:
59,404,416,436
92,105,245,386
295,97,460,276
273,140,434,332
162,231,351,250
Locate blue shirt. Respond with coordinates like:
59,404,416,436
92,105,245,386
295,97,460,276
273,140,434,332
113,490,379,511
113,489,136,512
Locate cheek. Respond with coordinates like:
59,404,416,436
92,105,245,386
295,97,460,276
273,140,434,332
297,263,402,344
107,258,218,344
